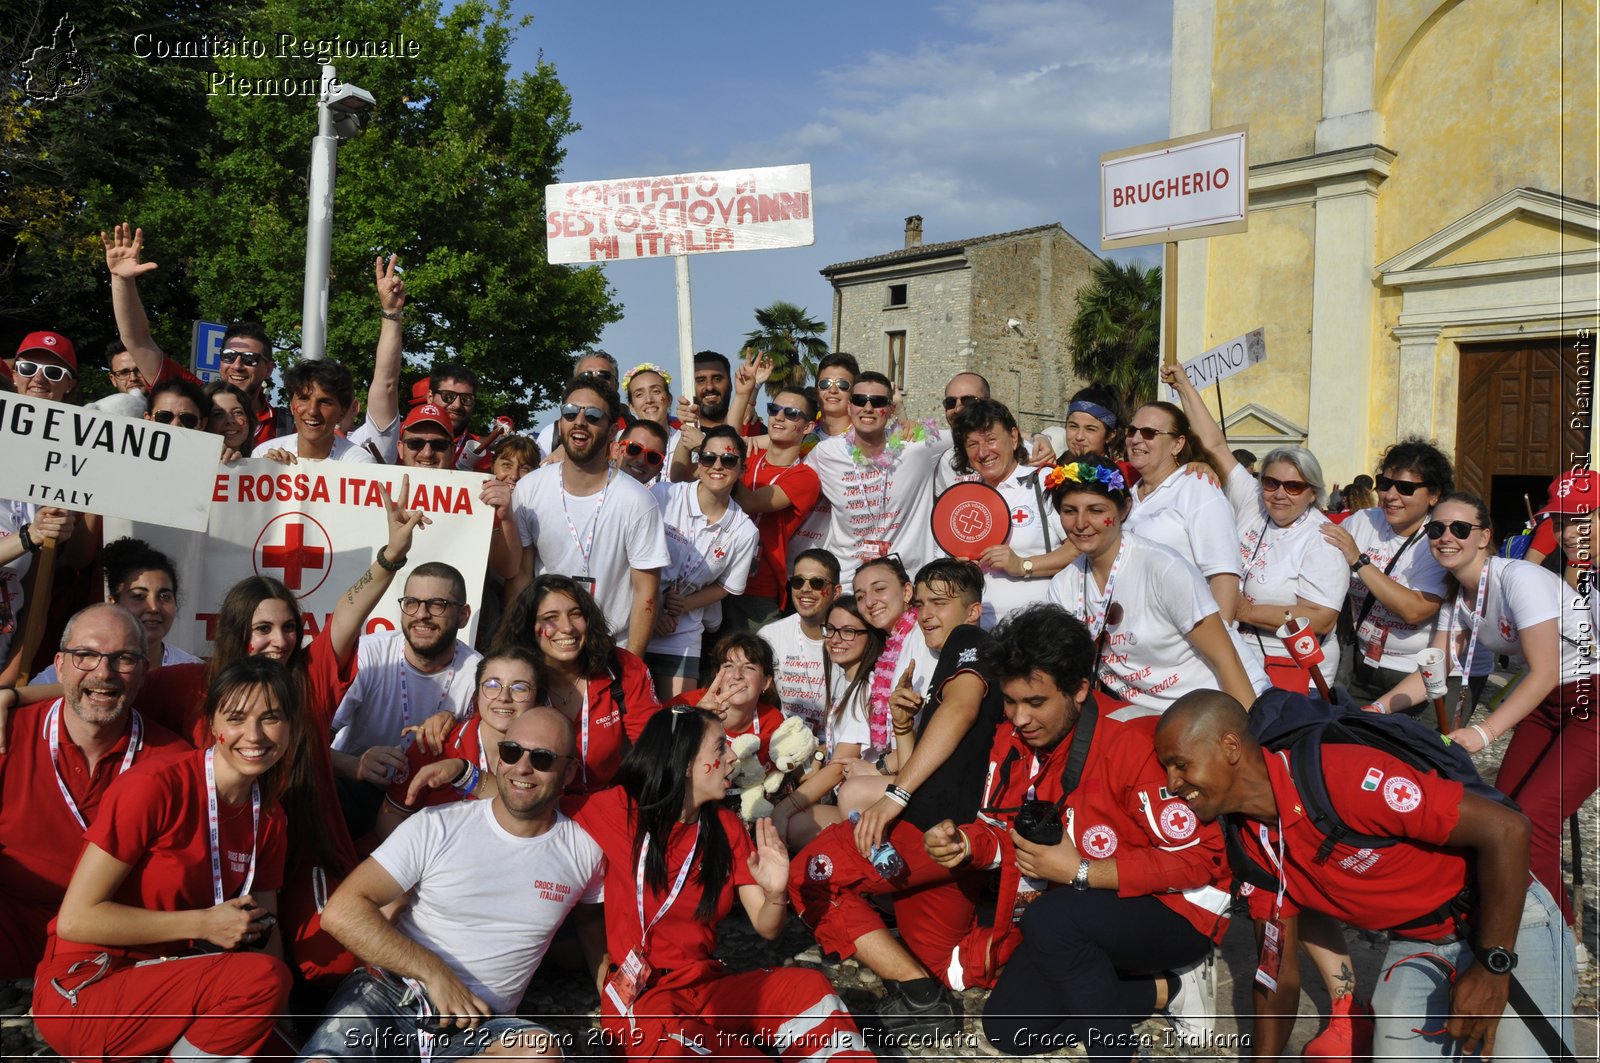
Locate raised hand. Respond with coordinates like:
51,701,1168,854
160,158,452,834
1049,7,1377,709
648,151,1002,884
381,473,433,561
400,710,457,756
747,817,791,897
102,223,159,280
374,254,406,313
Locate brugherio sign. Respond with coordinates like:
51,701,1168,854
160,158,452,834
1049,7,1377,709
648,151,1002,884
1100,126,1248,250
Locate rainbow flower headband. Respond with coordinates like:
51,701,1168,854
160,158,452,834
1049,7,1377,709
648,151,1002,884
1044,462,1126,492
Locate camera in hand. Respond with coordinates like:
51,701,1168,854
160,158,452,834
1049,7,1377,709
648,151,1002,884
1012,799,1064,846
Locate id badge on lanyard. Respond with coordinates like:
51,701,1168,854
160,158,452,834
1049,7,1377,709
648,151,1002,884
604,826,700,1020
1254,815,1289,992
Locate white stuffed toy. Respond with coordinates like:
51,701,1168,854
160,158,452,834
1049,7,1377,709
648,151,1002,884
762,715,819,796
727,733,773,822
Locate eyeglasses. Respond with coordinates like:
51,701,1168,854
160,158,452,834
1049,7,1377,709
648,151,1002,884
766,402,808,422
669,702,700,732
1375,474,1430,497
15,360,73,382
495,741,570,771
621,441,664,466
109,367,143,382
943,395,982,411
788,575,833,592
696,451,741,469
152,410,201,429
1127,425,1176,441
821,623,868,641
817,378,852,392
850,393,891,409
403,437,452,454
62,647,145,673
219,349,268,367
399,596,462,616
1260,475,1312,496
1425,519,1485,541
560,404,608,425
432,389,475,408
479,677,535,702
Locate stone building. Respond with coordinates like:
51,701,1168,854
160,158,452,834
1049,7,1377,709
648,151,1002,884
1168,0,1597,534
819,217,1102,431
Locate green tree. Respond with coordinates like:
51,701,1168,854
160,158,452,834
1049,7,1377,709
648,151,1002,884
1068,259,1162,409
743,300,829,391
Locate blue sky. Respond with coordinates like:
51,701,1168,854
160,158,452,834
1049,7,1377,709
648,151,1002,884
506,0,1172,403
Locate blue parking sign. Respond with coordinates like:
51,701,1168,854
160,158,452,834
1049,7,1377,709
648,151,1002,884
192,320,227,382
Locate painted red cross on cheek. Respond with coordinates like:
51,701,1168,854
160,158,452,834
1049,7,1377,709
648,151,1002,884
1103,517,1114,527
702,758,722,774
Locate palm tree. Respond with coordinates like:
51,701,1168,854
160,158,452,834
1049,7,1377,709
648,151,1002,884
1068,259,1162,409
744,301,830,391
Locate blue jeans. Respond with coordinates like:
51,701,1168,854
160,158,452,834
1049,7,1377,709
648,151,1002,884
1372,879,1576,1059
297,968,556,1061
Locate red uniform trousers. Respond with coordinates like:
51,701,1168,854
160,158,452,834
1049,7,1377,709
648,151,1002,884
601,965,870,1061
1493,677,1599,923
788,818,986,987
32,946,291,1060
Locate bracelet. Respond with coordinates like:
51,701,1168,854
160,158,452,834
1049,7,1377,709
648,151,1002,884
893,726,914,736
450,760,474,788
375,546,407,572
884,784,911,807
380,309,404,322
1370,700,1388,715
17,523,39,554
452,763,481,798
957,829,972,862
1471,723,1495,748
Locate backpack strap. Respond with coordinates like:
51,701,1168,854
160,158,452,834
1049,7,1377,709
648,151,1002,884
1027,469,1053,553
1058,693,1099,797
607,652,627,723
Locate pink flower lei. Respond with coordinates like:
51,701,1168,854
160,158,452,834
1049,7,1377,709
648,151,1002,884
845,419,941,470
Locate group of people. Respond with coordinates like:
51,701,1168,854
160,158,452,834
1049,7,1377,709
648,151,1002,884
0,226,1590,1062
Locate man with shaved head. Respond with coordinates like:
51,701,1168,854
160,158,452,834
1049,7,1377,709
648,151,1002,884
1154,692,1576,1060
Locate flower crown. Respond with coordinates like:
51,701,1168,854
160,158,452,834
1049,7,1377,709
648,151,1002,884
620,362,672,393
1044,461,1126,493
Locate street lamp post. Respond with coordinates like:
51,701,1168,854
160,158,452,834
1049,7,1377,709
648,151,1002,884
301,63,375,361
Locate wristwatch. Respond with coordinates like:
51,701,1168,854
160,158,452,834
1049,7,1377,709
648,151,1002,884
1072,858,1091,891
1475,944,1518,974
1351,553,1372,572
1021,558,1034,579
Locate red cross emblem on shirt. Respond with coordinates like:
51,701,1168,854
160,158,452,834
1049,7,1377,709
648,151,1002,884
1012,508,1028,523
254,513,334,595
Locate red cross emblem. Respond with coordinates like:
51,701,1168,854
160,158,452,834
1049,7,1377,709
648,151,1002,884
254,513,334,596
951,500,993,542
1160,801,1196,840
1382,775,1422,812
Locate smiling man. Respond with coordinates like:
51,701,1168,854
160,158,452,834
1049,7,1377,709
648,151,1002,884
758,549,841,735
259,361,377,464
396,404,457,470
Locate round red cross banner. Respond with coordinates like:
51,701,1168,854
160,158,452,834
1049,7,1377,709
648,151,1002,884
931,482,1012,559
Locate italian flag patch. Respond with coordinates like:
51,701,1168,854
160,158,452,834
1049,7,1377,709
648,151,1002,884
1361,767,1384,791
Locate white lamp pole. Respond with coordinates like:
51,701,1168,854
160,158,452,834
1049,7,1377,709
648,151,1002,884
301,64,374,361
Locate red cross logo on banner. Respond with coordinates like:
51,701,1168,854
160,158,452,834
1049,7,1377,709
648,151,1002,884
254,513,334,596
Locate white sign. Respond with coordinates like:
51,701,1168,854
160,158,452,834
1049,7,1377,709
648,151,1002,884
546,164,815,264
1162,328,1268,401
1100,127,1248,249
104,459,493,653
0,393,220,530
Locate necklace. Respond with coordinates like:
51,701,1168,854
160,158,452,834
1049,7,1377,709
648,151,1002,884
845,419,939,470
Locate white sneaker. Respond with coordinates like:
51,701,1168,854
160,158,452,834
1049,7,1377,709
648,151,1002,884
1165,952,1216,1046
1576,939,1590,976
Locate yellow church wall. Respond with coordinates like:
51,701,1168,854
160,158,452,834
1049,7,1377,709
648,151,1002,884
1210,4,1321,162
1433,215,1598,268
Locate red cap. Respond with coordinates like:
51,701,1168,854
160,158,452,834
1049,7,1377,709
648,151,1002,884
403,403,453,435
15,331,77,372
410,378,432,407
1539,470,1600,517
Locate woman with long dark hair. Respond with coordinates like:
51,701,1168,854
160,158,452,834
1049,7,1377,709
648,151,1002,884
33,657,298,1061
571,707,871,1059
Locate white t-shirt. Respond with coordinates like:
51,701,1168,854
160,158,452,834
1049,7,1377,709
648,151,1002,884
824,663,878,760
1342,508,1450,672
1126,470,1242,580
512,465,671,648
759,613,829,734
806,430,954,582
0,499,36,665
346,413,400,464
1047,534,1271,715
969,470,1063,628
647,482,759,659
259,432,378,464
1444,556,1589,680
1223,465,1348,684
330,632,482,755
373,800,604,1015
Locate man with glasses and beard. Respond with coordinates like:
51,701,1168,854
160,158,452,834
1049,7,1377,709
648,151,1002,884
534,350,620,458
330,563,483,837
301,708,604,1063
502,377,669,652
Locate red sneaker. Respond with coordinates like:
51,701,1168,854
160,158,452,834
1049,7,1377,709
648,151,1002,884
1303,994,1374,1062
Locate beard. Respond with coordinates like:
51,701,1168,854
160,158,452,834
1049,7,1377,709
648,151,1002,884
698,391,729,422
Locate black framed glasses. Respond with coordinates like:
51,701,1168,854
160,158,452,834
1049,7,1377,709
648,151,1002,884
1375,474,1430,497
821,623,867,641
850,393,891,409
560,404,608,425
766,402,808,422
152,410,201,429
817,377,852,392
219,349,268,367
1261,475,1312,496
479,677,535,702
399,595,462,616
622,441,663,466
943,394,981,411
109,367,144,382
1425,519,1485,541
62,647,145,673
696,451,741,469
788,575,832,592
495,741,571,771
432,389,476,408
402,437,453,454
1127,425,1176,441
15,360,73,382
578,368,616,383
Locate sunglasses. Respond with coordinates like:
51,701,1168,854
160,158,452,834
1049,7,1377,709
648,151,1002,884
432,389,475,408
1425,519,1485,540
621,441,663,466
1375,474,1430,497
696,451,741,469
1261,475,1312,496
560,404,608,425
403,437,452,454
943,394,982,411
399,595,461,616
817,378,853,392
495,741,571,771
152,410,201,429
219,349,268,367
766,402,808,422
578,369,616,382
850,393,891,409
479,677,535,702
788,575,833,592
821,623,867,641
1127,425,1177,441
15,360,73,382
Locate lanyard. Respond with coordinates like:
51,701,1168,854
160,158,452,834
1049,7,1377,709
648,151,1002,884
672,490,734,593
398,658,457,735
1242,509,1312,591
45,699,143,830
579,679,591,787
1447,558,1494,712
635,825,701,946
560,468,616,576
204,748,261,906
1256,816,1288,919
1078,542,1129,638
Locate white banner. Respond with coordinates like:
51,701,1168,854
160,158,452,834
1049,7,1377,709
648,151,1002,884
546,164,815,264
104,459,493,654
0,393,220,531
1162,327,1268,401
1101,127,1248,249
